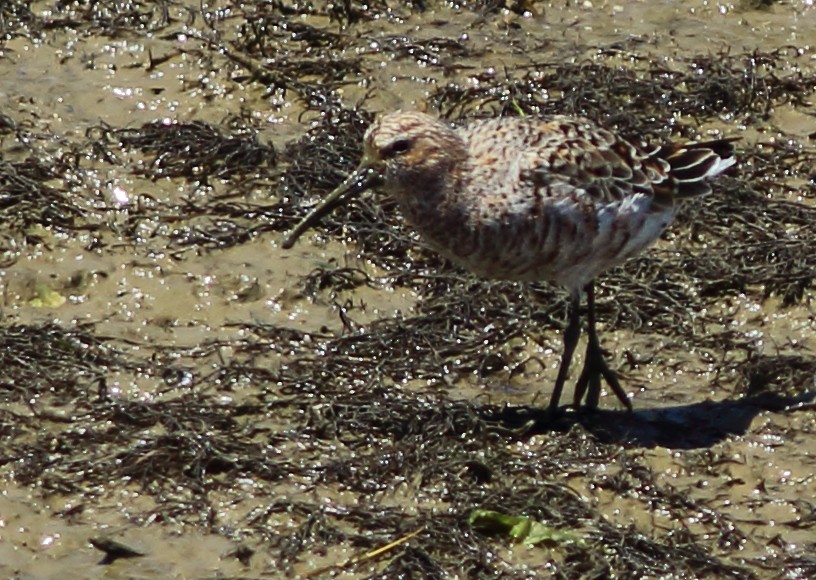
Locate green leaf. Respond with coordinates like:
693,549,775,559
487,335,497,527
29,284,67,308
468,509,586,547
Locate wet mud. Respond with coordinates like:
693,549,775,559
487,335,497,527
1,0,816,577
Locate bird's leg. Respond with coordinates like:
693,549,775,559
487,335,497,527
572,283,632,412
548,291,582,416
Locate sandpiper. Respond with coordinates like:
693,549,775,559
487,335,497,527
283,111,736,414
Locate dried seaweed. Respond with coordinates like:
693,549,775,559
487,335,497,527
49,0,181,34
0,159,82,239
107,120,274,182
0,1,36,41
2,2,816,578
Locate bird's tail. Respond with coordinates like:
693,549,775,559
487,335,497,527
656,137,739,199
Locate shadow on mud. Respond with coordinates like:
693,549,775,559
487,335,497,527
486,391,816,449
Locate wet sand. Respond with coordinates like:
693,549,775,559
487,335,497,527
2,0,816,577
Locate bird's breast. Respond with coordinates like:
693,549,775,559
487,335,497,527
401,191,673,290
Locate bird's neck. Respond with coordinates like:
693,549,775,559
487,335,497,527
390,161,475,255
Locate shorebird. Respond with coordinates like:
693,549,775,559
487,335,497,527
283,111,736,414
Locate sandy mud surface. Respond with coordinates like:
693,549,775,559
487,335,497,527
1,0,816,577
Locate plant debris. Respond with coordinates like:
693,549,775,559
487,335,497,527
1,1,815,577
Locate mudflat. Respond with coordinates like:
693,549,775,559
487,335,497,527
1,1,815,577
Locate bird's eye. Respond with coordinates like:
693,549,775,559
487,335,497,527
382,139,412,158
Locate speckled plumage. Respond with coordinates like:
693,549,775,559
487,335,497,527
284,111,736,414
363,112,735,292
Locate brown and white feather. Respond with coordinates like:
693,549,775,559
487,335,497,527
363,112,735,292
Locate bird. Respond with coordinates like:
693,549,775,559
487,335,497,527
282,111,737,414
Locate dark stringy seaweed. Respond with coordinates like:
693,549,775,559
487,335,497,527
1,1,815,577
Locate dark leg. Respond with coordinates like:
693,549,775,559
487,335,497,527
572,283,632,411
548,291,582,416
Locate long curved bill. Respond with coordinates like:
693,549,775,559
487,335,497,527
281,165,383,249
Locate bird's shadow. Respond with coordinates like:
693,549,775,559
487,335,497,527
482,391,815,449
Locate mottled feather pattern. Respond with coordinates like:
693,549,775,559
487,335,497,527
364,113,735,290
284,110,737,412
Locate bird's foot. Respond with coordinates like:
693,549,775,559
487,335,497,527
572,340,632,412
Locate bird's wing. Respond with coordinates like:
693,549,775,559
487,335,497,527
516,117,667,207
514,117,736,211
